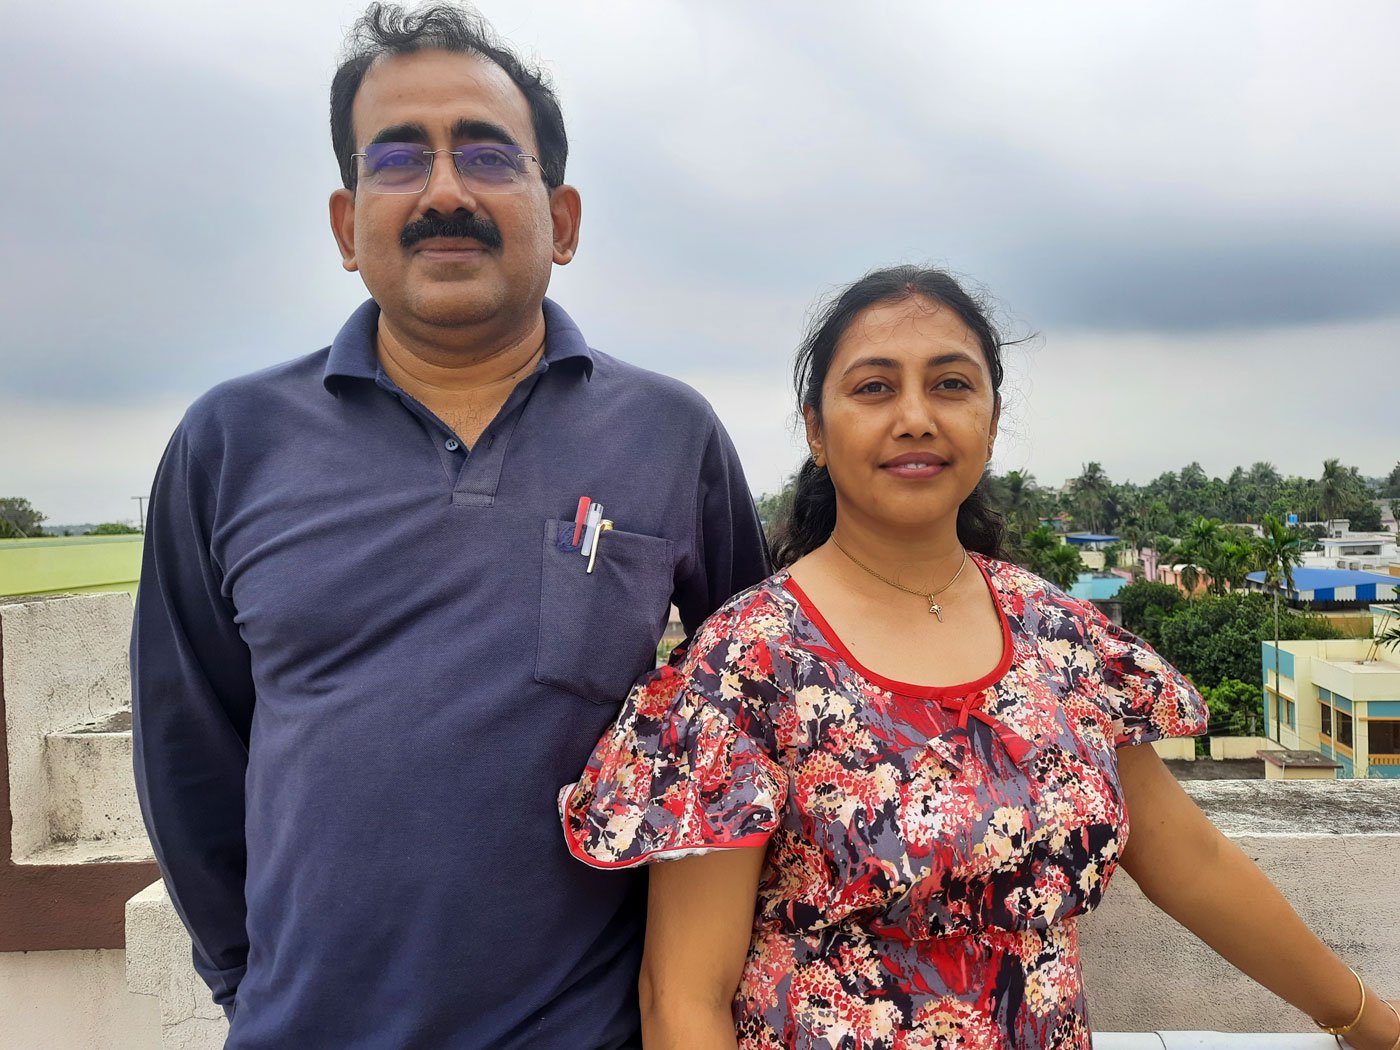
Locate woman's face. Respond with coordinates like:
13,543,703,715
805,297,999,536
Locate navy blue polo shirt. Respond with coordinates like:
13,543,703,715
131,298,770,1049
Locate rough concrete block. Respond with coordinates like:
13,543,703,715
2,594,134,862
44,710,147,848
126,882,227,1050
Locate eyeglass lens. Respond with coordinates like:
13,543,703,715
360,143,530,192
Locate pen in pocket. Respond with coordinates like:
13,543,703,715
580,503,604,556
586,521,614,574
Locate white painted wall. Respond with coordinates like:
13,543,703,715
0,950,158,1050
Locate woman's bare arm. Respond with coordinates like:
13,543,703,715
1116,742,1400,1049
640,847,768,1050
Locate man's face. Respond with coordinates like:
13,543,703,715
330,49,578,337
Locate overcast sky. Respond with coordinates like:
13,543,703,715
3,0,1398,525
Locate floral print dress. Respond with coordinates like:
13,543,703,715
559,555,1206,1049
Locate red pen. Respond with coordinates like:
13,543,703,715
571,496,592,547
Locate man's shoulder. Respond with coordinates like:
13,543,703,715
179,348,331,440
584,348,719,426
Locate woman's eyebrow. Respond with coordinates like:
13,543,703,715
840,351,982,380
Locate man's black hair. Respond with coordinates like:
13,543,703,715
331,3,567,191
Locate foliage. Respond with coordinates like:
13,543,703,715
755,477,795,532
1363,617,1400,663
87,522,142,535
1153,592,1339,690
1347,502,1382,532
1116,581,1184,647
1068,462,1113,533
1015,526,1084,590
1385,462,1400,499
1199,677,1263,738
0,497,46,538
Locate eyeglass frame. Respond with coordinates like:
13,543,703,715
350,142,543,195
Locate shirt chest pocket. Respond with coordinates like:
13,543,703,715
535,518,676,705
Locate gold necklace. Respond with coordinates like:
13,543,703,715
831,540,969,621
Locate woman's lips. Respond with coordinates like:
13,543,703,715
881,461,949,479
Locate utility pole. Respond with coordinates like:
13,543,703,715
132,496,147,532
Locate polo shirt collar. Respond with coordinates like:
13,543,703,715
323,296,595,391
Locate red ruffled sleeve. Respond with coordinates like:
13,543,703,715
1082,603,1208,747
559,590,789,869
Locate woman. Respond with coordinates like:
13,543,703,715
559,266,1399,1049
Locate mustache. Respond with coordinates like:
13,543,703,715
400,211,503,251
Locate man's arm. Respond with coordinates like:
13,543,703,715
131,424,256,1014
674,417,771,635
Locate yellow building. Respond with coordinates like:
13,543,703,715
1262,605,1400,778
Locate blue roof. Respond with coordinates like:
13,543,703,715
1070,573,1128,600
1246,568,1400,590
1064,533,1120,545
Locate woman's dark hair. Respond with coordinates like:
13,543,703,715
330,3,568,191
769,265,1008,568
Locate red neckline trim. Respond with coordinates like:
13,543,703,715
781,551,1015,700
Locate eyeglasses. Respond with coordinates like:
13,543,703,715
351,142,541,194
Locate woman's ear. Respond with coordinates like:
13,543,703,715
803,405,825,468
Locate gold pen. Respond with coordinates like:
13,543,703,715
586,520,614,574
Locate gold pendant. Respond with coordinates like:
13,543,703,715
929,599,943,621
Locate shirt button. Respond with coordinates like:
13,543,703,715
444,438,461,452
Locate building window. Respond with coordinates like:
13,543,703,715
1369,721,1400,756
1320,703,1332,738
1287,701,1296,728
1336,710,1354,749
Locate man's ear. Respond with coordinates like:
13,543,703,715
330,188,358,272
549,184,581,265
803,404,825,467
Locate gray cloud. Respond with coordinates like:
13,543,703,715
4,0,1399,522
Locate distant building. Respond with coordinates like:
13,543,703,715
1064,533,1119,571
1304,532,1399,575
1261,605,1400,779
1243,566,1400,610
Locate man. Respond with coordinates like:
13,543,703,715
130,5,769,1047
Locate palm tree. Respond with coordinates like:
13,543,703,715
1042,543,1085,591
1071,462,1112,533
1017,526,1084,589
1167,517,1224,595
1319,459,1348,526
1256,515,1305,741
1000,470,1040,546
1363,618,1400,664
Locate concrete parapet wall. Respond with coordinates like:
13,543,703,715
0,594,158,954
125,883,227,1050
44,713,144,846
1151,737,1196,761
1210,736,1279,761
1081,780,1400,1032
3,594,136,861
0,950,158,1050
123,781,1400,1045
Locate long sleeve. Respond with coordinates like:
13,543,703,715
130,423,255,1012
673,417,772,637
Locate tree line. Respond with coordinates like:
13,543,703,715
0,498,140,538
985,458,1398,548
